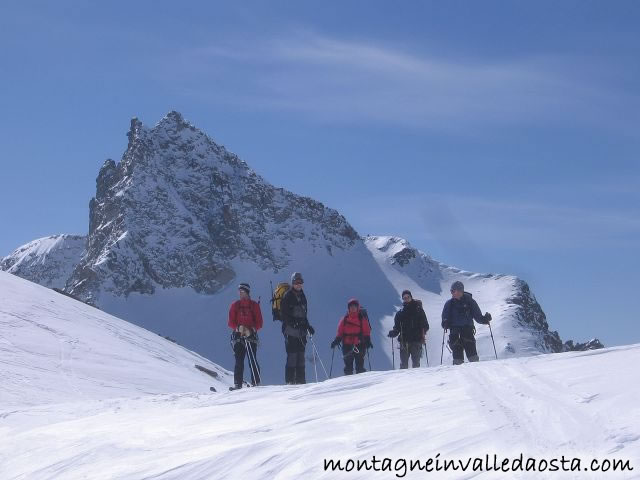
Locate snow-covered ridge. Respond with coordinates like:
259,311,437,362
0,234,86,289
0,270,231,408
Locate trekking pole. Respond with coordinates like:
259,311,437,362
329,346,336,378
309,336,329,380
440,329,446,365
488,323,498,360
244,338,262,386
246,339,261,385
391,337,395,369
312,341,318,383
423,342,429,367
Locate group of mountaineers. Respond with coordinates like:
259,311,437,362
226,272,493,391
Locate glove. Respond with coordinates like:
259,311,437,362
231,331,241,340
363,336,373,349
387,329,399,338
441,320,450,330
330,337,341,349
483,313,492,323
307,324,315,335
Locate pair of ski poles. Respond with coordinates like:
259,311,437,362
439,323,498,365
390,337,430,369
329,342,373,378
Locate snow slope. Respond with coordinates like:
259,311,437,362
0,266,636,479
0,270,232,408
1,343,638,479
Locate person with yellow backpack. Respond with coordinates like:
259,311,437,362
277,272,315,384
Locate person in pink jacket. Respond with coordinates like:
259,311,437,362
330,298,372,375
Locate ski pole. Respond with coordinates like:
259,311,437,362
488,323,498,360
308,336,329,379
329,346,336,378
391,337,395,369
246,339,261,385
440,329,446,365
312,341,318,383
245,338,261,385
423,342,429,367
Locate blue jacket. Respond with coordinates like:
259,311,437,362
441,292,487,328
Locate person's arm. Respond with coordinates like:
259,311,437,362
441,301,450,329
331,319,344,348
420,306,429,332
254,301,264,330
362,313,372,336
280,292,291,325
471,299,488,324
228,302,237,330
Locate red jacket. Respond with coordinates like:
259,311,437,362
228,299,263,331
337,308,371,345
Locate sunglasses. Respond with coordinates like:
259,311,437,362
294,281,304,286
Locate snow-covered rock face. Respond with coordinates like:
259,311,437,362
68,111,357,303
0,235,86,289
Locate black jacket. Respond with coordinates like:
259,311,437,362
441,292,487,328
392,300,429,343
280,288,309,337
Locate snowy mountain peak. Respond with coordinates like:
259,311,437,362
66,113,359,302
368,235,434,267
0,234,86,289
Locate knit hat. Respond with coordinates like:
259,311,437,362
401,290,412,299
347,298,359,308
451,281,464,292
238,283,251,294
291,272,304,285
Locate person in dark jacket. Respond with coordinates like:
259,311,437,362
280,272,315,384
388,290,429,368
228,283,263,389
441,281,492,365
331,298,372,375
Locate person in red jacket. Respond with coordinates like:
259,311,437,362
330,298,372,375
228,282,263,389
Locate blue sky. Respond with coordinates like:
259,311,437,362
1,1,638,347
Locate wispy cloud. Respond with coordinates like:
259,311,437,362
342,191,640,252
169,30,640,134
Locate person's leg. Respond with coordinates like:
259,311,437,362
295,351,306,384
233,340,246,387
355,348,366,374
410,342,422,368
399,343,410,369
343,345,354,375
285,336,297,384
449,329,464,365
462,326,479,362
247,341,260,385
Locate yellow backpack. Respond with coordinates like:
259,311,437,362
271,282,290,321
